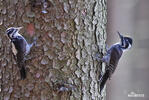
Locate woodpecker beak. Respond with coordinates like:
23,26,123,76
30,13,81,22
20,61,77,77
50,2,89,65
16,27,22,31
117,31,125,47
117,31,123,40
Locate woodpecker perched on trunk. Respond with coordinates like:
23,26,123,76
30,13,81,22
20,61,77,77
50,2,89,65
97,32,133,94
6,27,36,79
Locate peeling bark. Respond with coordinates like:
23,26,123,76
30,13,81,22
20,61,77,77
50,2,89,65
0,0,107,100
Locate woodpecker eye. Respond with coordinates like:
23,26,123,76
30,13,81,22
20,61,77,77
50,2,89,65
124,37,133,45
6,28,14,35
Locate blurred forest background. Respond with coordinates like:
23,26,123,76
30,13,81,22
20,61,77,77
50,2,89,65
107,0,149,100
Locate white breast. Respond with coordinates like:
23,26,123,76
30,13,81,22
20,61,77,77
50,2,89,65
12,43,17,56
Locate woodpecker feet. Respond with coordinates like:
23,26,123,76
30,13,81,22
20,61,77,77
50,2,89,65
57,84,76,92
33,37,37,45
30,37,37,48
53,83,76,94
94,53,103,61
105,44,109,52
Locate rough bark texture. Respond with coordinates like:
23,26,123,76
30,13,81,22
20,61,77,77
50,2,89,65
0,0,107,100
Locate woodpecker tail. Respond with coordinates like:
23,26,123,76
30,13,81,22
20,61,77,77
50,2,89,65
17,57,26,79
20,66,26,80
100,70,110,94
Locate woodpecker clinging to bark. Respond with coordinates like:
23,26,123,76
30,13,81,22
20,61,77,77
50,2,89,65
96,32,133,94
6,27,36,79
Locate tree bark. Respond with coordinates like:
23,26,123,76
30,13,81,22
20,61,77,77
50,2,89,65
0,0,107,100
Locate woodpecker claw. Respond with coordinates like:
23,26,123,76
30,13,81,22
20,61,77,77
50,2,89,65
94,53,102,61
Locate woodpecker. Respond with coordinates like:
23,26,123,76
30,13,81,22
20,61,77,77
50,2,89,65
6,27,36,79
97,32,133,94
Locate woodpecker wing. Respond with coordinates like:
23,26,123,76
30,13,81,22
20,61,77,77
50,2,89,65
105,44,123,73
11,36,27,79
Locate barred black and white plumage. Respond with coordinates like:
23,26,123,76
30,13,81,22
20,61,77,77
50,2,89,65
96,32,133,94
6,27,36,79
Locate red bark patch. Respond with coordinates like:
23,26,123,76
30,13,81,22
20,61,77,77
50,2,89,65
27,24,35,37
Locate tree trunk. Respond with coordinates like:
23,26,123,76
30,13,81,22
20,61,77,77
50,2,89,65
0,0,107,100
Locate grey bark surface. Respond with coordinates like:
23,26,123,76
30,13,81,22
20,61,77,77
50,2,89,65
0,0,107,100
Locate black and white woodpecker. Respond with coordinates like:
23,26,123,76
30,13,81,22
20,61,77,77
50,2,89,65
96,32,133,94
6,27,36,79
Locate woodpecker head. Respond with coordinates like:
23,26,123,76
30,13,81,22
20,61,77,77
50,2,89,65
117,32,133,50
6,27,22,39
